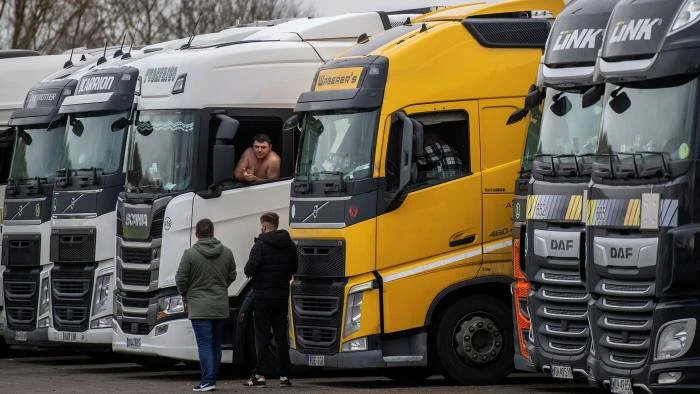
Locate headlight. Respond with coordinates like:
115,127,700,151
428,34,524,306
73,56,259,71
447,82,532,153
157,295,185,320
670,0,700,34
92,273,113,315
90,316,112,329
39,277,51,316
655,318,696,361
342,280,376,339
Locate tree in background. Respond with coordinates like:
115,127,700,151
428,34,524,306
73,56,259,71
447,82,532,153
0,0,308,54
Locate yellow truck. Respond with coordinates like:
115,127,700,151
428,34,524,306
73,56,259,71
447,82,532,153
287,0,563,384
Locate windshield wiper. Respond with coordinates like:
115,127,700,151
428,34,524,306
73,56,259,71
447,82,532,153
533,153,595,178
636,151,672,178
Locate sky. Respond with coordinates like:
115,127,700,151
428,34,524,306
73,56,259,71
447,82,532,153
299,0,503,16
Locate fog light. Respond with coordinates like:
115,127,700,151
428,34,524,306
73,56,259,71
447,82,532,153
341,337,368,352
38,317,51,328
155,324,169,336
90,316,112,329
657,371,682,384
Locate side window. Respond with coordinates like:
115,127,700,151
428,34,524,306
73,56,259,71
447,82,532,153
212,116,292,190
409,111,470,190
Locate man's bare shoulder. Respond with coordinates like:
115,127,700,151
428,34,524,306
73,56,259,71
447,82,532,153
267,151,281,164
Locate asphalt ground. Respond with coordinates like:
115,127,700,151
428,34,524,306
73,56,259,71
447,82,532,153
0,350,603,394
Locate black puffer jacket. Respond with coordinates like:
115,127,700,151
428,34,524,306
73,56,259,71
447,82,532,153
244,230,298,301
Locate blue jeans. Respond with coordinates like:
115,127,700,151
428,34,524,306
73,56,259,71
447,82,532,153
191,319,226,385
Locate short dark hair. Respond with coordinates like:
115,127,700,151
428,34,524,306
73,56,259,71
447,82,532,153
253,133,272,145
196,219,214,238
260,212,279,229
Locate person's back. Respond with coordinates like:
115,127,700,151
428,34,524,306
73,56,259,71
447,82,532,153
176,219,236,392
245,229,297,301
244,212,298,388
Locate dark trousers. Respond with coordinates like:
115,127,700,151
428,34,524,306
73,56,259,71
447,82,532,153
253,299,291,377
191,319,226,385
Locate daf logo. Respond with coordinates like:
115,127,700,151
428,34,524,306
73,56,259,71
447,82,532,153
312,204,319,219
551,239,574,251
125,213,148,227
610,247,633,259
609,18,663,43
552,28,604,51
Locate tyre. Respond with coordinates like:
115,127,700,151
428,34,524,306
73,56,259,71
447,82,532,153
384,367,433,383
435,295,514,385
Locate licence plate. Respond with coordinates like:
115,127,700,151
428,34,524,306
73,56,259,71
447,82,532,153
610,377,633,394
63,332,78,342
15,331,27,342
551,365,573,380
307,355,325,367
126,337,142,349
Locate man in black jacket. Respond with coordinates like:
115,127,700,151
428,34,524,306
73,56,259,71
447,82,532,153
243,212,298,387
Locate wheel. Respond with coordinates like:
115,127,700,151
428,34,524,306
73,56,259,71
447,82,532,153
434,295,514,385
384,367,433,383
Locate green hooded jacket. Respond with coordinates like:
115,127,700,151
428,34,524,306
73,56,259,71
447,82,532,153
175,237,236,319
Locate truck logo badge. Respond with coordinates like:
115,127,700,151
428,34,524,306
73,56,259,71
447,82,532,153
62,194,85,213
551,239,574,251
552,28,604,51
77,75,116,94
125,213,148,227
163,217,172,231
348,207,359,218
609,18,663,43
312,205,319,219
302,202,329,223
610,247,633,259
12,202,29,220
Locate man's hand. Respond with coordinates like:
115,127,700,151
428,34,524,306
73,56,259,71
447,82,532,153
243,168,258,182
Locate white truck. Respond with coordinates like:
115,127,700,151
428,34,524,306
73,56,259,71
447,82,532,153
46,27,270,351
112,12,416,366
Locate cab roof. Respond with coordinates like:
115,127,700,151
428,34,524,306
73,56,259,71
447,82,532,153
414,0,562,22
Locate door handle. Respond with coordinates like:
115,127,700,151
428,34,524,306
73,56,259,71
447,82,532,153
449,233,476,247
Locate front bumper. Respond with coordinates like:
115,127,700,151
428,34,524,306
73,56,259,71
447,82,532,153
530,343,590,380
290,348,386,369
48,327,111,347
112,317,232,363
587,355,651,394
3,327,53,348
648,359,700,393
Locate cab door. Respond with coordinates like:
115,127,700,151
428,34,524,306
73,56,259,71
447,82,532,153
376,100,482,333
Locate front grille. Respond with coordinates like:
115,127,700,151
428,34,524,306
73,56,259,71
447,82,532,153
121,269,152,287
121,248,152,265
2,235,41,267
121,320,150,335
296,326,337,348
52,279,90,298
53,306,88,327
293,295,339,317
3,268,40,330
291,279,346,354
51,231,96,263
51,265,95,332
594,279,654,369
295,240,345,278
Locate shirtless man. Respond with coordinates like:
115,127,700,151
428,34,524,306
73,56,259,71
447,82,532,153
234,133,281,182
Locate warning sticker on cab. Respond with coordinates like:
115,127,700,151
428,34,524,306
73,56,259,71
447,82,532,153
314,67,363,91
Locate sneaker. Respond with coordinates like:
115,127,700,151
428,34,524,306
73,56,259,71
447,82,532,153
280,377,292,387
244,375,266,387
193,382,216,392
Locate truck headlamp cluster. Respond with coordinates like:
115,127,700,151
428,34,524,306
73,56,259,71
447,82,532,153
92,273,113,315
655,318,696,360
157,295,185,320
342,280,376,339
671,0,700,34
38,277,50,316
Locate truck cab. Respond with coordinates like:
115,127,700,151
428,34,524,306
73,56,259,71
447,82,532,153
111,12,415,365
287,0,563,385
585,0,700,392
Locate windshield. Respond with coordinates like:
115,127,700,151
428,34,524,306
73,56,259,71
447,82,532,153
296,109,379,181
520,105,542,176
598,78,696,164
538,89,602,156
9,123,66,181
127,110,196,192
61,111,129,173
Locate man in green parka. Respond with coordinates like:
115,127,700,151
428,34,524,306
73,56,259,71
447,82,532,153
176,219,237,392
